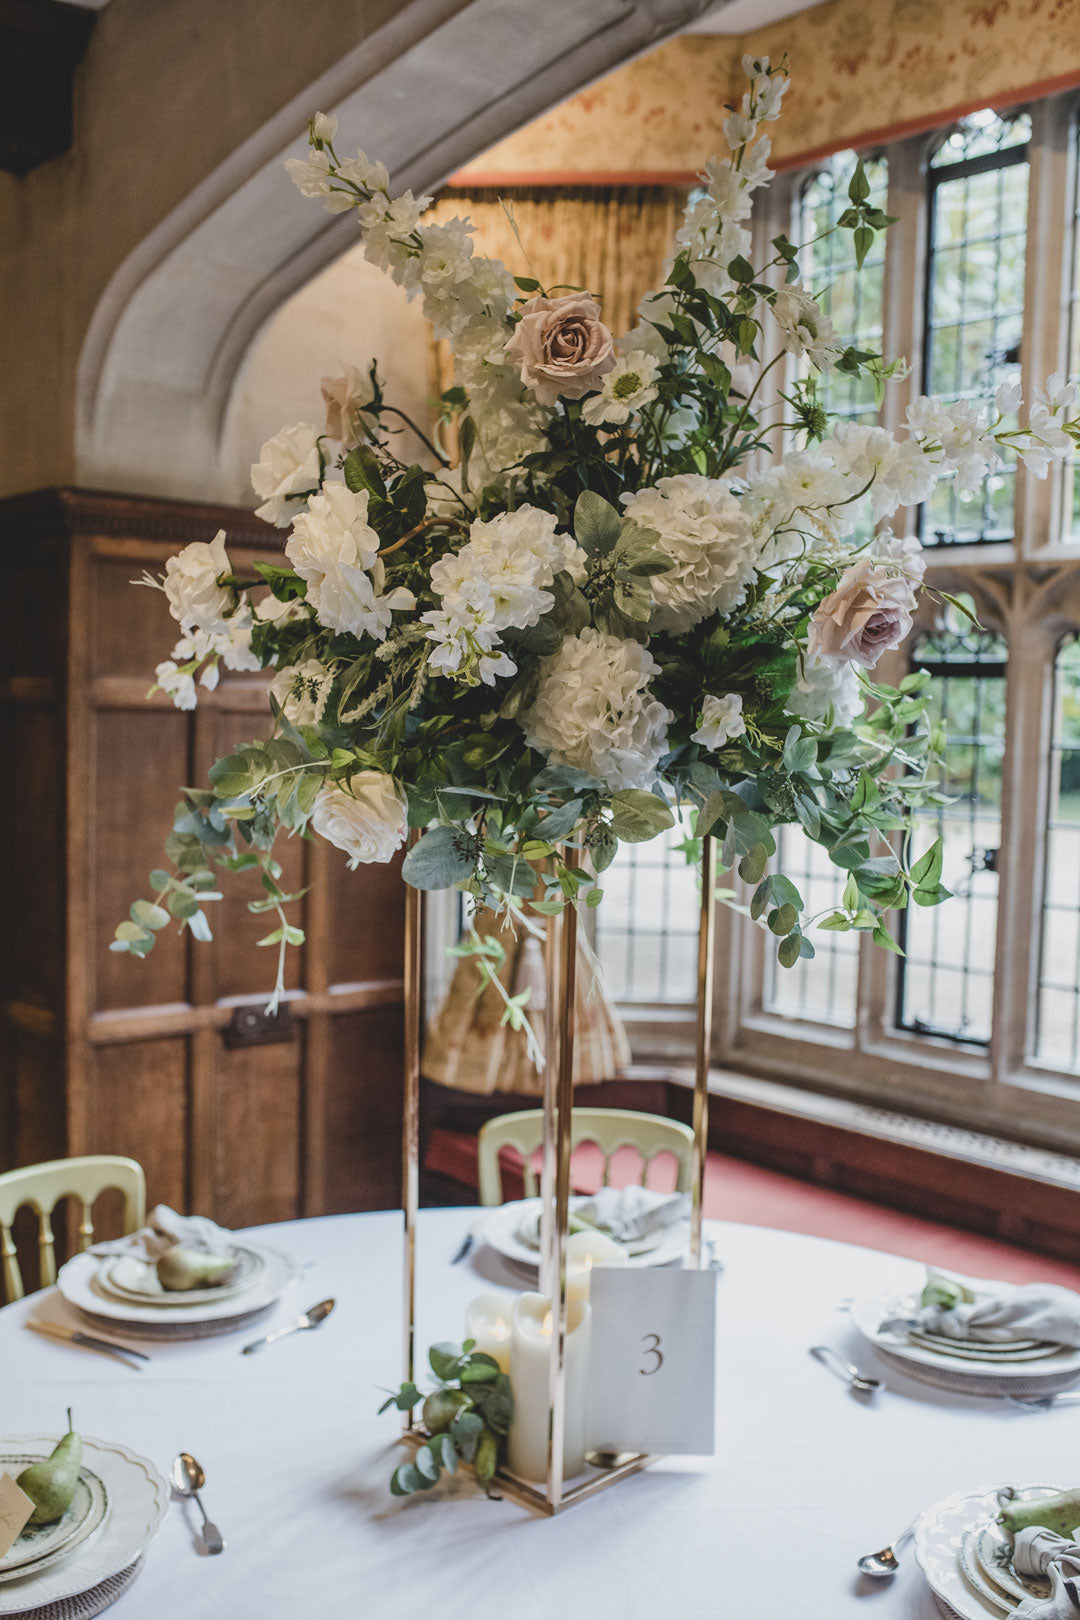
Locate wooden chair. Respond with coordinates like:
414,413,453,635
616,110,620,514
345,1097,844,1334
477,1108,694,1206
0,1156,146,1301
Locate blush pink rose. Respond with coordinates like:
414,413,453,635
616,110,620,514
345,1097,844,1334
504,292,616,406
808,559,918,669
321,363,374,445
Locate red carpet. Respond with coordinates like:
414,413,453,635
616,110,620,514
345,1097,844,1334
426,1128,1080,1288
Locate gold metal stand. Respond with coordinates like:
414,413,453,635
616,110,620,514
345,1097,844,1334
399,835,716,1514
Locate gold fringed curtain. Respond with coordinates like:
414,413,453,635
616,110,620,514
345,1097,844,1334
427,186,687,394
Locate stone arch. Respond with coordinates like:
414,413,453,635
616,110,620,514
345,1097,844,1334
75,0,713,503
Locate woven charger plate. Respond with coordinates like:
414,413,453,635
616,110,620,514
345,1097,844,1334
877,1345,1080,1397
75,1300,273,1340
7,1560,141,1620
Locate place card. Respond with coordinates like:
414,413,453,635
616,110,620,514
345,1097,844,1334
586,1266,717,1456
0,1472,34,1559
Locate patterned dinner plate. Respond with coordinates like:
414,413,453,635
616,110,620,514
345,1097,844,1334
97,1244,264,1308
915,1483,1061,1620
907,1330,1062,1363
957,1531,1011,1616
975,1499,1057,1606
0,1462,107,1580
852,1294,1080,1382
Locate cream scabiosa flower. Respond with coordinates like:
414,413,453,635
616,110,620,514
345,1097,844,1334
692,693,746,750
582,351,660,427
270,659,334,727
251,424,322,527
521,629,672,792
311,774,408,866
621,475,758,632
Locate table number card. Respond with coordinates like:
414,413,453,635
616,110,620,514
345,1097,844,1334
0,1472,34,1559
587,1267,718,1456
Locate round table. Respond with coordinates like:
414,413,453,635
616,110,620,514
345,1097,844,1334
4,1210,1077,1619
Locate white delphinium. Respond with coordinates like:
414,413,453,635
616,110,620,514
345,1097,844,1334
772,283,841,372
582,351,660,426
250,424,322,527
673,198,752,300
786,649,863,728
311,773,408,866
1019,373,1078,476
621,474,758,631
270,658,334,726
286,484,414,641
521,628,672,792
423,505,585,684
159,529,233,636
692,693,746,750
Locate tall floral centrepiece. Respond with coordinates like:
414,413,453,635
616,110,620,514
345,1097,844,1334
117,63,1080,1024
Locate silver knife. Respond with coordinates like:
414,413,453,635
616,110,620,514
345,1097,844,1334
26,1318,149,1367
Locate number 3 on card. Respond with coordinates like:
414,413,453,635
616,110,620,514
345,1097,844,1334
639,1333,663,1375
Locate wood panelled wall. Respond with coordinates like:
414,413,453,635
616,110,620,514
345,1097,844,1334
0,488,405,1237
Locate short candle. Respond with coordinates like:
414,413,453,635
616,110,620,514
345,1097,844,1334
565,1229,628,1303
464,1293,513,1373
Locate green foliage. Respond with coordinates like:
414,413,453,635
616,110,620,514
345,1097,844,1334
379,1340,514,1500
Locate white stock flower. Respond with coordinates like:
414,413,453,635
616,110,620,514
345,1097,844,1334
336,150,389,193
825,423,937,520
723,112,756,148
155,660,197,711
1036,373,1078,414
357,190,432,277
311,774,408,866
582,351,660,426
995,379,1023,415
621,474,758,632
692,693,746,750
251,423,322,527
772,283,840,371
786,649,863,728
270,659,334,726
284,149,333,199
521,629,672,792
161,529,232,635
286,484,413,641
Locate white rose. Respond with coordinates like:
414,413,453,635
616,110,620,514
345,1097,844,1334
521,628,672,792
162,529,233,635
692,693,746,749
311,774,408,866
251,423,322,527
287,483,379,580
621,474,758,632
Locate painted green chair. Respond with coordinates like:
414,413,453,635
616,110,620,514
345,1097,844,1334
0,1155,146,1301
476,1108,694,1206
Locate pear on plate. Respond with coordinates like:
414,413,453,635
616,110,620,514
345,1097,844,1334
155,1246,238,1292
16,1410,82,1525
1001,1488,1080,1540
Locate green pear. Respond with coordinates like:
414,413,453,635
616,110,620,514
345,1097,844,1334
156,1246,238,1292
1001,1488,1080,1541
17,1410,82,1525
422,1389,469,1435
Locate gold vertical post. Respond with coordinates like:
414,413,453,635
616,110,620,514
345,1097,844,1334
543,846,579,1510
402,844,424,1427
690,834,716,1268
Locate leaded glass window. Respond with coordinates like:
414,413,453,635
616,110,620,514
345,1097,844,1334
921,109,1030,546
594,815,698,1003
896,607,1008,1042
1036,636,1080,1070
1063,117,1080,542
798,151,888,423
762,827,859,1027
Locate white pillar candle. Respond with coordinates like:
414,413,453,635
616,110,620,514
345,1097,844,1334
565,1229,628,1304
464,1293,513,1374
507,1291,591,1483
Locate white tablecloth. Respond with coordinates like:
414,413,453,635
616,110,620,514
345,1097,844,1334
5,1210,1079,1619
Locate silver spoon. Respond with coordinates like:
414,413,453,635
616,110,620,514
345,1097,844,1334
170,1452,225,1554
241,1297,336,1355
857,1525,914,1578
809,1344,881,1396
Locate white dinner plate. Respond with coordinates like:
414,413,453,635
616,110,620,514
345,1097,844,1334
907,1330,1061,1363
975,1495,1060,1607
0,1461,106,1579
57,1242,297,1335
851,1293,1080,1383
957,1531,1011,1616
477,1198,688,1271
0,1437,167,1615
97,1244,264,1307
915,1483,1061,1620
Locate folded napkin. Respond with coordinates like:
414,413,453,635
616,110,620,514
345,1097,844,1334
881,1268,1080,1349
514,1186,689,1249
1013,1527,1080,1618
89,1204,233,1261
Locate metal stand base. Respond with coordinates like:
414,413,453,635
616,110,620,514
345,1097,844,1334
402,1429,656,1516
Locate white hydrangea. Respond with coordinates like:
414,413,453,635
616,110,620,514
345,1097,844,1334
270,658,334,726
285,484,414,641
621,474,758,632
692,693,746,750
250,424,322,527
521,629,672,792
423,505,584,683
582,351,660,427
772,283,841,371
786,649,863,728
